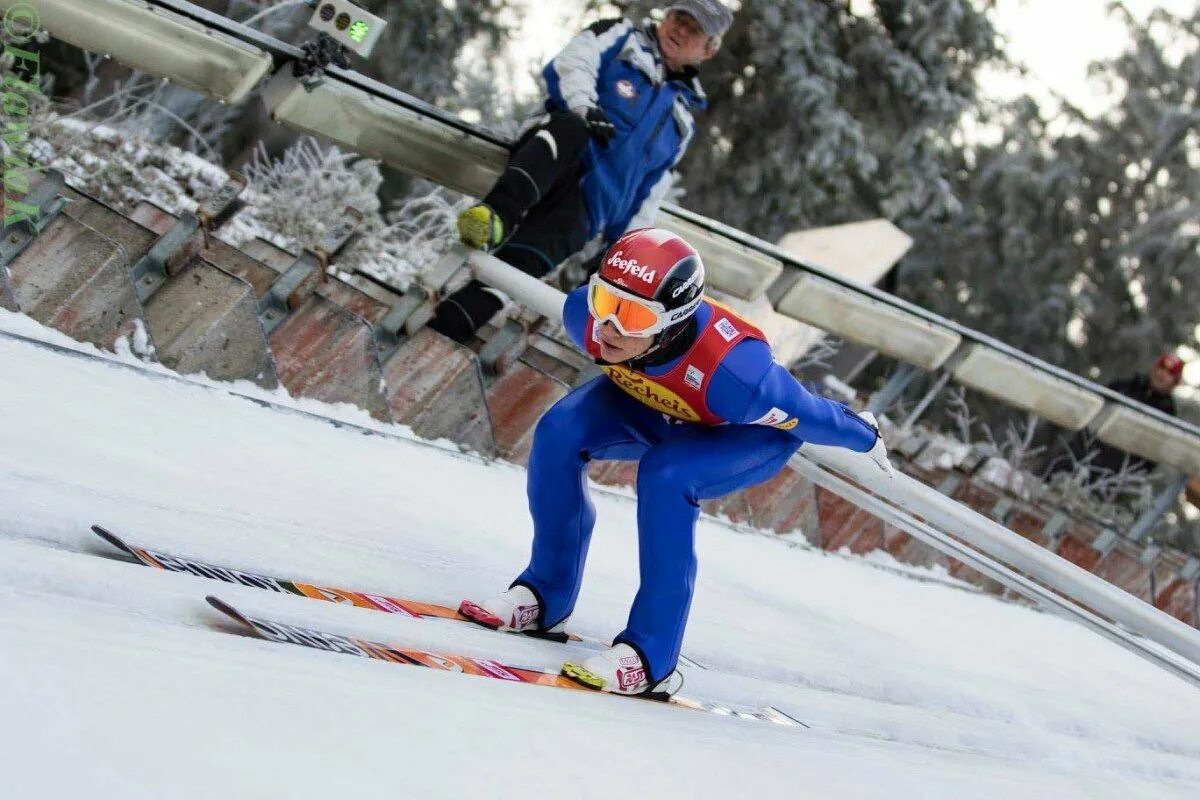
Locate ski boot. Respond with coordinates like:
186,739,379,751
459,585,568,642
562,643,682,699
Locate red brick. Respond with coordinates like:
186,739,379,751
881,525,911,559
382,329,493,453
1155,577,1196,625
815,486,883,553
8,211,143,349
740,470,819,535
847,518,885,555
1009,513,1050,547
486,363,568,464
1094,543,1152,602
1055,534,1103,572
270,295,391,420
953,480,1001,512
703,494,751,526
589,461,637,489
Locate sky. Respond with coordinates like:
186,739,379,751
985,0,1198,116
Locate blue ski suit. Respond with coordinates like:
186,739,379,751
514,289,878,684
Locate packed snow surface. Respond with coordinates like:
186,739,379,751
1,309,1199,799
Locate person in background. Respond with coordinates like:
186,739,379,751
429,0,733,343
1051,352,1184,478
1186,476,1200,509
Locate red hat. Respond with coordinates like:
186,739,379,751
1155,352,1184,380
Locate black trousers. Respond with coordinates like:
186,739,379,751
430,113,593,343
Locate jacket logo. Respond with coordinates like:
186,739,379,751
750,407,789,426
684,365,704,390
607,250,656,283
601,366,701,422
615,79,637,99
714,318,738,342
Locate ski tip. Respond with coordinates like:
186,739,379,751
206,595,249,626
90,524,134,555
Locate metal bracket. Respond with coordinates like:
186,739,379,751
1041,510,1069,542
866,363,920,416
0,169,69,267
900,370,952,433
935,473,962,496
195,171,247,230
478,318,528,377
1180,557,1200,582
373,286,429,362
989,496,1014,524
425,246,472,293
1128,470,1188,543
131,172,248,302
132,213,200,302
315,206,363,263
959,445,992,476
258,251,323,335
367,246,471,356
895,433,929,461
1092,528,1120,557
257,206,363,334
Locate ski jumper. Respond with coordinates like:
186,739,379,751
514,288,878,683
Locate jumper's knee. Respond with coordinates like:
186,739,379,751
540,111,589,164
636,446,695,502
531,395,591,461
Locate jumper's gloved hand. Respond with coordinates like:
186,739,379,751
582,107,617,146
858,412,895,479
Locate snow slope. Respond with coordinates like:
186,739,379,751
1,309,1199,799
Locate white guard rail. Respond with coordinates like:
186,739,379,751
468,251,1200,688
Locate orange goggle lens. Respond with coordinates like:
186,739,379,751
590,283,661,334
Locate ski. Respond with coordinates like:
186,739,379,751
91,524,706,668
90,524,578,642
206,595,804,728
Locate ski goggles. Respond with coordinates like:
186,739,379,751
587,275,671,337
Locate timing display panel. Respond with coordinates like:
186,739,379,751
307,0,387,58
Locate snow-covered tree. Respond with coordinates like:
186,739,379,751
360,0,510,110
671,0,1003,240
899,2,1200,382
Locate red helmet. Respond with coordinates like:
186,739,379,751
1155,352,1184,380
588,228,705,337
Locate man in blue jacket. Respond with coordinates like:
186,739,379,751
460,229,895,698
430,0,733,343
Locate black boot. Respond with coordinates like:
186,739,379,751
428,280,505,344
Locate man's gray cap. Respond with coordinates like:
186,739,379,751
665,0,734,38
